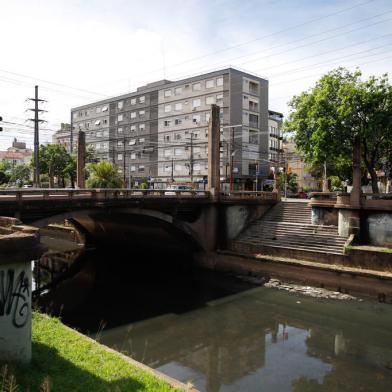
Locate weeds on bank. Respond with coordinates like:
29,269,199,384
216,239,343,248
1,365,52,392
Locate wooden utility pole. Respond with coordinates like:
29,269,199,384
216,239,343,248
77,131,86,188
207,105,220,196
28,85,45,188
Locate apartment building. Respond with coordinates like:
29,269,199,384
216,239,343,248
268,110,284,167
52,123,74,153
71,68,270,188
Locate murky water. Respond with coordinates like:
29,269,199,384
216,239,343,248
97,285,392,392
39,245,392,392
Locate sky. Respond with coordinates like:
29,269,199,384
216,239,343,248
0,0,391,150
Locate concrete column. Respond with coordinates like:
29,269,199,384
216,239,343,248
77,131,86,189
0,217,42,363
207,105,220,197
350,136,362,208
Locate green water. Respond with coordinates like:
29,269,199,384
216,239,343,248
98,286,392,392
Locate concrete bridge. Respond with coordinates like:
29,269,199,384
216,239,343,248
0,188,277,254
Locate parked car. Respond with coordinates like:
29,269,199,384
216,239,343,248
164,185,193,195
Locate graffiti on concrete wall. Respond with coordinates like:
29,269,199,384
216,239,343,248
0,269,30,328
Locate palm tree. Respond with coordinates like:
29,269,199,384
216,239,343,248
86,160,124,188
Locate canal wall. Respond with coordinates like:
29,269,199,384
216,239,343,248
196,251,392,302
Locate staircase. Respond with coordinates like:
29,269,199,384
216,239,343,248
231,201,348,263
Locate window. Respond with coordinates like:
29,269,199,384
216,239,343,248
130,153,136,159
164,120,171,127
102,106,108,112
206,96,215,105
96,107,101,113
118,101,123,109
206,79,214,89
192,99,201,108
216,77,223,87
249,100,258,111
249,114,259,127
194,147,201,154
138,165,145,172
139,137,145,143
118,114,123,121
130,112,136,119
175,87,182,95
175,103,182,111
117,153,123,160
193,163,201,171
103,130,109,136
193,114,201,124
192,82,201,91
216,94,223,102
249,81,258,94
164,89,172,97
249,129,258,144
103,142,109,149
130,98,136,105
117,140,123,146
193,131,200,139
129,139,136,145
139,110,145,117
174,133,182,140
164,165,171,172
164,134,170,142
174,147,184,156
139,123,145,131
130,165,136,172
96,131,102,137
95,120,101,126
164,105,171,113
175,118,182,125
95,143,101,150
175,164,182,171
164,149,172,157
139,96,145,103
130,125,136,132
118,127,123,134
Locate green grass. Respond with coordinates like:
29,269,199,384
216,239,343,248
1,312,183,392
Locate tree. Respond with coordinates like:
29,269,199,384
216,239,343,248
9,164,31,187
0,160,11,185
285,68,392,193
277,172,298,193
33,144,73,187
86,160,124,188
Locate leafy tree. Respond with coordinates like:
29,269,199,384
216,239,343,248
32,144,73,187
9,164,31,187
86,160,124,188
285,68,392,193
277,172,298,193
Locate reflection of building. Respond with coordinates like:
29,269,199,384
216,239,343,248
52,123,74,153
71,68,271,186
0,138,32,166
283,140,320,191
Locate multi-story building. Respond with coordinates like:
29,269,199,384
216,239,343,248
71,68,270,188
52,123,74,153
0,138,32,166
268,110,283,168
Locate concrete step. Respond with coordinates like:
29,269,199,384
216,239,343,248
232,241,345,255
247,225,341,236
246,233,346,244
249,221,339,233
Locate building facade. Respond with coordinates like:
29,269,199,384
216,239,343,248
71,68,270,188
52,123,74,153
0,138,32,166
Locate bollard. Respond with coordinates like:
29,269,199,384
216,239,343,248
0,217,42,363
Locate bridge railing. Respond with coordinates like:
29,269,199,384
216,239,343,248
0,188,211,201
220,191,278,201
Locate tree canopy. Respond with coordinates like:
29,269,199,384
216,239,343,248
86,160,124,188
285,68,392,193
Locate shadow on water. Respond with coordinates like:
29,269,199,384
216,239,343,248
36,237,392,392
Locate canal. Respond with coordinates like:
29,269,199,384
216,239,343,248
38,245,392,392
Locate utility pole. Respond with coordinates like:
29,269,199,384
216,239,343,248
77,131,86,188
255,162,259,192
171,157,174,182
189,132,194,183
230,125,235,192
28,85,46,188
123,135,126,186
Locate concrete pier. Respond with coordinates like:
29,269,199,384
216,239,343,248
0,217,42,363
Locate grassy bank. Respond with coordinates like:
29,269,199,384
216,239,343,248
1,312,184,392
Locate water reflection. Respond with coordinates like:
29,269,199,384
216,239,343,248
99,288,392,392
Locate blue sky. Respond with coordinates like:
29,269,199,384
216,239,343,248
0,0,391,148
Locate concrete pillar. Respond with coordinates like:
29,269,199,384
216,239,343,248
207,105,220,197
77,131,86,189
0,217,42,363
350,136,362,208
